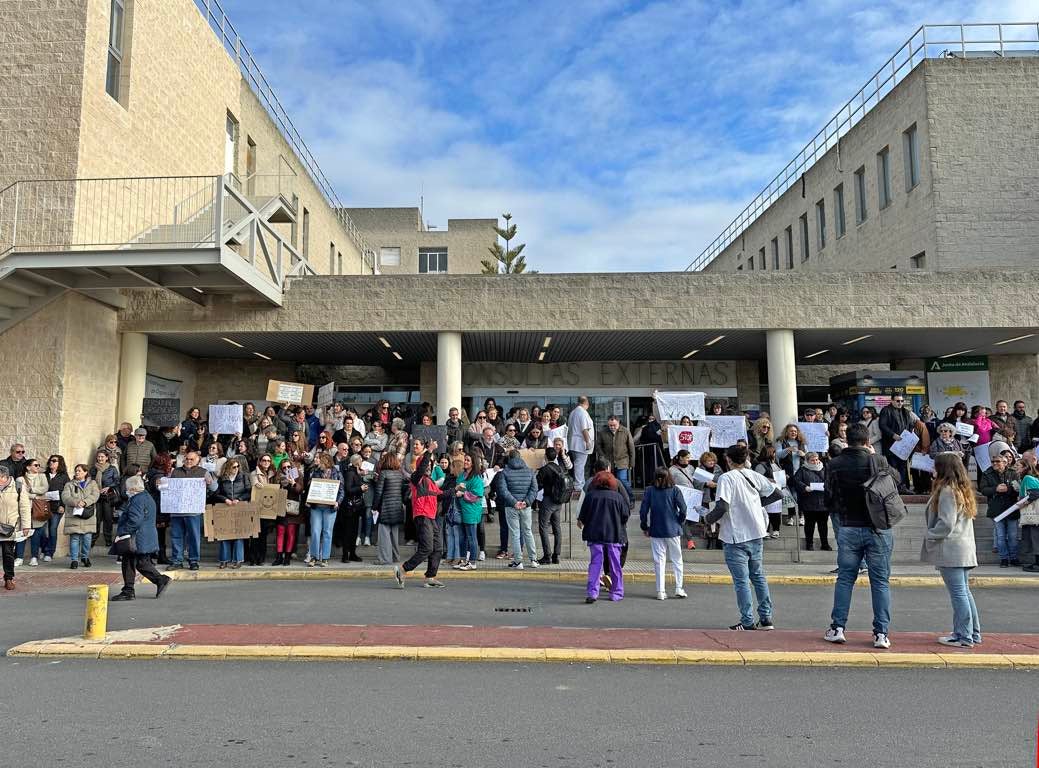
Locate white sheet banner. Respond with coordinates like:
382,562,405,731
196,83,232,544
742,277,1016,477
668,425,711,459
654,391,706,421
797,422,830,454
704,416,748,448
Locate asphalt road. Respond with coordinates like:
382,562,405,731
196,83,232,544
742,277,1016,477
0,657,1034,768
3,578,1039,652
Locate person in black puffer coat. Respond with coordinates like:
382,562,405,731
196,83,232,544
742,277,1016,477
578,463,630,603
372,452,407,565
792,452,831,551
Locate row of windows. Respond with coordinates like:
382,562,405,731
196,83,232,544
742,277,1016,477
379,247,449,273
737,123,920,271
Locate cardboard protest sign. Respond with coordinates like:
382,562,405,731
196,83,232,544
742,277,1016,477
251,484,288,520
266,379,315,406
411,424,449,450
667,425,711,458
703,416,748,448
519,448,546,470
654,391,706,421
204,502,261,541
160,477,207,515
208,403,243,435
307,478,340,506
142,398,180,428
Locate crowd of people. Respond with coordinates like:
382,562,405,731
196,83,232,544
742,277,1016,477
1,392,1036,646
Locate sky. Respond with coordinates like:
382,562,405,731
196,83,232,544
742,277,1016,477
218,0,1035,272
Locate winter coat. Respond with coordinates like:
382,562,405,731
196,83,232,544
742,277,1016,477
46,471,70,517
116,491,159,554
639,485,686,539
791,465,827,513
212,472,253,503
594,426,635,470
0,480,30,542
577,482,630,544
878,405,912,451
691,464,722,505
372,468,408,526
929,437,964,459
409,454,441,520
495,456,538,508
775,438,805,476
979,466,1019,520
859,418,882,450
921,487,978,568
123,440,157,472
61,480,101,535
20,472,49,529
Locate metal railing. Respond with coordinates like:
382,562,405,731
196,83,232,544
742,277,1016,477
192,0,377,273
685,21,1039,272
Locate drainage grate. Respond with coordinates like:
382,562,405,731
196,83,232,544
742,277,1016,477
494,607,533,613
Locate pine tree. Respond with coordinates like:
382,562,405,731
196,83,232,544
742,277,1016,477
482,212,530,274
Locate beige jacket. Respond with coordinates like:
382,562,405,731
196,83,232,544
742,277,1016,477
921,486,978,568
21,471,49,529
61,480,101,535
0,480,31,542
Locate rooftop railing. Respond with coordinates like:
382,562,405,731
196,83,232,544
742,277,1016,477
685,22,1039,272
193,0,377,273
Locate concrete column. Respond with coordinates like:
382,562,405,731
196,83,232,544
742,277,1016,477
116,332,148,428
765,329,798,431
436,331,462,421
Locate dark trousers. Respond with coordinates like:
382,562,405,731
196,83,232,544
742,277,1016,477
884,451,909,489
2,541,15,580
804,510,829,545
121,553,165,593
246,519,273,564
402,516,442,577
497,501,510,553
95,496,115,546
602,542,628,576
538,501,561,559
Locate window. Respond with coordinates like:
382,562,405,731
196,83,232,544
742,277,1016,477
854,166,867,224
771,237,780,270
911,251,926,269
758,247,766,270
903,124,919,191
784,226,794,269
245,137,256,195
106,0,126,102
301,207,310,259
419,248,448,273
799,214,810,261
329,242,336,274
815,199,826,250
877,147,891,209
747,254,754,270
224,113,238,177
379,247,401,267
833,183,846,238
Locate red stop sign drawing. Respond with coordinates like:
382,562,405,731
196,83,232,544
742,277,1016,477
679,430,694,445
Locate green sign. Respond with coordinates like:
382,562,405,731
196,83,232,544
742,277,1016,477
926,356,988,373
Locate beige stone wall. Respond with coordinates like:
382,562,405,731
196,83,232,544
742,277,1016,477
926,58,1039,270
147,344,197,410
704,62,935,274
988,354,1039,410
192,359,296,413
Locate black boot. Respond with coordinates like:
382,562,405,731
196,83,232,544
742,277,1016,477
282,552,292,566
271,553,282,566
804,539,814,551
111,590,135,602
820,541,832,551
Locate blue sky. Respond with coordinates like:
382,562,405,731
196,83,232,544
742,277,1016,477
219,0,1032,272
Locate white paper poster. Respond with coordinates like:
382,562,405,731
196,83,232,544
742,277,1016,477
973,445,992,473
954,422,975,437
704,416,748,448
678,486,704,521
317,382,335,407
161,477,207,515
668,425,711,459
889,430,920,461
545,426,568,443
797,422,830,454
208,404,243,435
654,391,706,421
277,382,305,404
910,453,936,473
772,469,787,488
307,478,341,506
808,482,825,492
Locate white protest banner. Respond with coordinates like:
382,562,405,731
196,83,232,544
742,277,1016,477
317,381,335,408
545,426,568,443
910,453,936,474
889,430,920,461
693,466,716,485
668,425,711,459
798,422,830,454
973,445,992,473
704,416,748,448
808,482,825,492
654,391,706,422
307,478,340,506
954,422,975,438
161,477,207,515
773,469,787,488
208,403,242,435
678,486,704,521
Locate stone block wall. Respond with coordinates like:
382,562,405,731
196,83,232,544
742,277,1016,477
192,358,296,414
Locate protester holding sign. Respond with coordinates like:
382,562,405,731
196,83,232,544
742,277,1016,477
306,454,343,567
791,453,830,551
211,459,252,569
167,452,213,571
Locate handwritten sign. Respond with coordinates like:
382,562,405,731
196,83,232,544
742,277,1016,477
910,453,936,473
797,422,829,454
204,502,261,541
668,425,711,459
208,403,242,435
889,430,920,461
317,381,335,407
678,486,704,521
954,422,975,438
972,446,991,474
411,424,448,450
266,379,315,406
251,484,288,520
307,478,340,506
654,391,706,421
704,416,748,448
142,397,180,428
161,477,207,515
518,448,546,471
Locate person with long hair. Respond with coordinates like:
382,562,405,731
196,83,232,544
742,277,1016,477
639,466,688,601
1015,456,1039,573
577,462,630,603
923,453,981,648
748,417,774,463
41,455,70,562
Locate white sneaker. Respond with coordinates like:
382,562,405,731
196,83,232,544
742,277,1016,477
529,560,539,569
656,592,667,600
363,537,371,546
769,531,781,539
43,555,52,562
13,558,22,567
355,537,361,546
784,517,795,526
798,516,805,525
29,557,39,567
673,588,688,599
824,627,846,644
873,633,891,649
478,551,486,561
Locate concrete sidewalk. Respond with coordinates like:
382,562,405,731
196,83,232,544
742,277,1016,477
9,623,1039,668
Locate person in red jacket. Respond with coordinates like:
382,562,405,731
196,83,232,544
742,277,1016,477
394,441,444,589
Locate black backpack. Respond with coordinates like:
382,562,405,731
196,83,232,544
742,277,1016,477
544,463,573,504
862,455,907,530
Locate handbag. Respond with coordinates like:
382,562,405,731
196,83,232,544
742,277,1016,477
0,523,14,537
31,498,51,522
111,535,137,557
285,499,301,516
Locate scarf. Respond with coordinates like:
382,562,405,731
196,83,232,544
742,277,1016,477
805,460,824,472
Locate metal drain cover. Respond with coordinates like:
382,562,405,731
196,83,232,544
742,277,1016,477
494,607,533,613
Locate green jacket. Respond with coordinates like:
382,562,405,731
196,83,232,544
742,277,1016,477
457,472,485,525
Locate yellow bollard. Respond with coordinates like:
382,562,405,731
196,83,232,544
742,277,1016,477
84,584,109,640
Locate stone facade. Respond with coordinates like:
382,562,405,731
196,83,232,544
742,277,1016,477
344,207,496,274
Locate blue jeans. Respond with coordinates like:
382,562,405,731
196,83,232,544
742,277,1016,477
461,522,479,562
309,506,337,560
446,522,460,559
993,518,1019,560
362,508,373,540
939,566,982,645
507,506,538,565
722,539,772,627
169,515,201,564
69,533,92,561
830,526,894,635
42,512,63,557
15,527,42,559
613,467,633,498
218,539,244,564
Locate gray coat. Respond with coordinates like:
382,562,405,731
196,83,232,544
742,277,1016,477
61,480,101,535
921,486,978,568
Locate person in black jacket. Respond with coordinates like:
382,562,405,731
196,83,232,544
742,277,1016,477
577,465,630,603
791,453,830,551
337,454,367,563
823,424,897,649
978,454,1020,567
878,396,913,492
536,447,566,565
371,452,407,566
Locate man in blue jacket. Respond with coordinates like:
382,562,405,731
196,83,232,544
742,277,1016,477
497,450,539,569
111,476,171,601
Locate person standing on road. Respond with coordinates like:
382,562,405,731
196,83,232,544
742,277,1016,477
823,424,897,649
568,396,595,490
704,444,782,631
922,453,981,648
577,467,629,603
110,476,171,601
639,467,688,601
0,465,31,590
497,450,540,569
395,443,445,588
